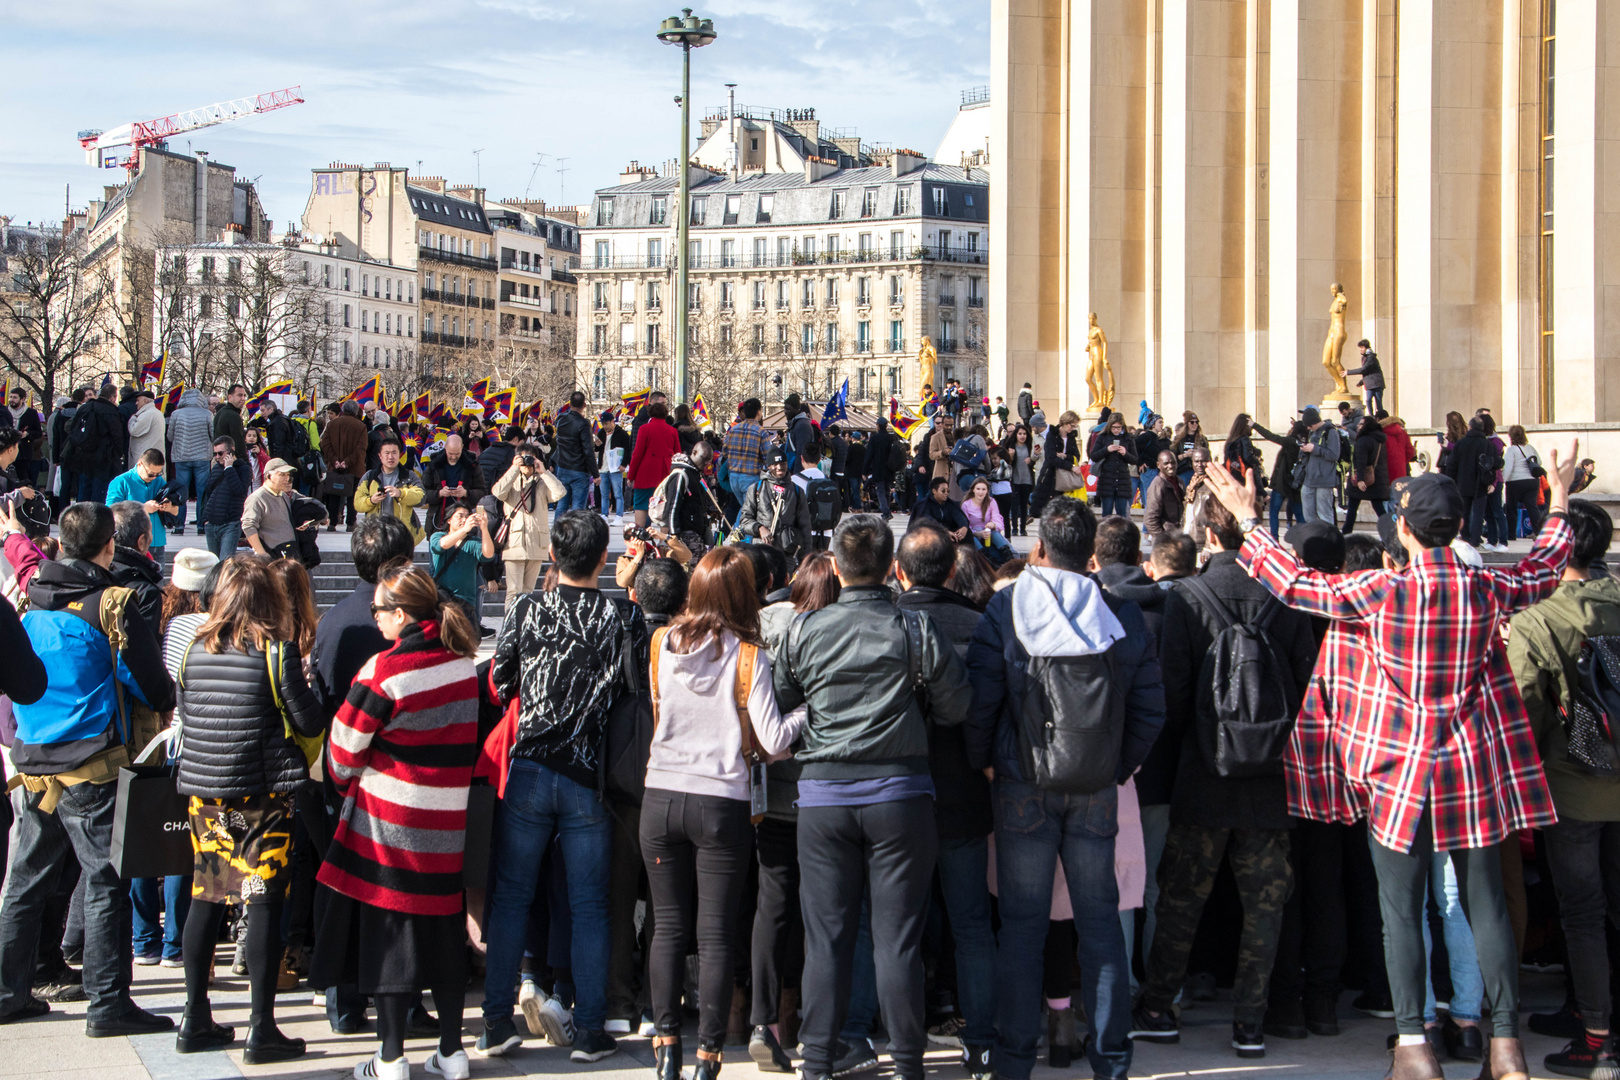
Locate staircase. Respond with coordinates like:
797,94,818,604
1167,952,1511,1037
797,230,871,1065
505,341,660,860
305,548,628,618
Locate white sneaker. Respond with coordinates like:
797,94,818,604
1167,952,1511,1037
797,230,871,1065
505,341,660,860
538,995,575,1047
160,957,184,969
606,1018,632,1035
638,1012,657,1038
519,979,547,1038
354,1051,411,1080
425,1049,471,1079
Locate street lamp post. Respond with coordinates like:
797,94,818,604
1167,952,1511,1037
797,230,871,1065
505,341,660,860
658,7,716,406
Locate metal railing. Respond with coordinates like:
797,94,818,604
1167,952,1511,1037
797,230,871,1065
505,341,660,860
419,246,497,271
938,294,956,306
620,301,637,312
966,296,985,308
574,244,987,272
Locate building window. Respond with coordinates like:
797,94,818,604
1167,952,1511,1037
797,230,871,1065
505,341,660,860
826,278,839,306
777,236,791,266
966,231,980,254
362,273,369,296
861,188,878,217
688,281,701,309
830,190,847,220
777,324,790,355
753,281,767,310
803,235,817,260
647,281,662,309
650,195,667,224
343,304,352,327
724,194,741,225
721,239,737,267
857,277,871,306
890,275,904,305
594,281,609,310
721,280,735,310
757,193,774,224
597,197,614,226
895,187,911,215
890,230,905,260
753,238,768,267
826,323,838,354
595,240,611,269
424,314,434,334
939,275,954,305
688,239,701,266
361,310,369,333
776,280,790,310
690,196,708,225
720,324,734,353
968,276,984,306
827,233,840,256
647,238,663,268
408,315,414,337
802,324,815,355
939,318,954,347
752,324,766,355
858,232,872,256
802,279,814,308
932,188,947,215
646,323,661,354
889,320,904,353
343,268,352,291
857,321,871,353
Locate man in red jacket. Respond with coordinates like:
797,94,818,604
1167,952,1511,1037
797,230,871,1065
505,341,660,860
1379,411,1416,482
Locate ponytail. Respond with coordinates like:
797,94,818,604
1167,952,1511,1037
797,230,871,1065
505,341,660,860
373,558,480,658
437,597,479,658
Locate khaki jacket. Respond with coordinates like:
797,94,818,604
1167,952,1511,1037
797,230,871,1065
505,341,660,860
492,462,567,561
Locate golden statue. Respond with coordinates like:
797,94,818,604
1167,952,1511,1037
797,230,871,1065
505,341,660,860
1085,312,1115,411
1321,282,1355,401
917,336,939,399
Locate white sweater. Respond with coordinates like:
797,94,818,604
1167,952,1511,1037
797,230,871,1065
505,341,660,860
645,630,803,802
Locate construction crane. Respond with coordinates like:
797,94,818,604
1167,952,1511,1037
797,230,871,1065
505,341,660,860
78,86,305,171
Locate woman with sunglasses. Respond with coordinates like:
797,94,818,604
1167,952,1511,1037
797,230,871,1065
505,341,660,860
1172,411,1208,487
310,558,481,1080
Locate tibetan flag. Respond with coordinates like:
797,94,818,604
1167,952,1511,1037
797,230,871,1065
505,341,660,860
140,352,165,389
691,393,714,429
101,372,113,391
349,376,380,409
889,397,924,438
621,387,651,415
486,387,517,424
468,378,493,409
461,394,485,417
429,400,450,428
161,384,184,414
392,392,413,423
525,398,546,423
410,393,431,424
246,378,295,420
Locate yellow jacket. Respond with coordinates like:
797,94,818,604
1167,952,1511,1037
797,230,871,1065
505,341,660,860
354,468,427,544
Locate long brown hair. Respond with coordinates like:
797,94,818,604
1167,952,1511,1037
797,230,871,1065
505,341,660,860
270,558,319,655
1445,410,1467,444
159,584,202,635
789,550,841,613
195,556,289,655
373,558,479,658
669,547,761,655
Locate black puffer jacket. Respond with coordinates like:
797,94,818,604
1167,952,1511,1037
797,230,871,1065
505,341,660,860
177,639,324,797
1095,562,1177,805
1088,429,1138,500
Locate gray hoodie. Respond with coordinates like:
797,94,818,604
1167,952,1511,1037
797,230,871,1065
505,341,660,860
168,389,215,462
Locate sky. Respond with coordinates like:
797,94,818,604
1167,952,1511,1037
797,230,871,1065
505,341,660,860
1,0,989,231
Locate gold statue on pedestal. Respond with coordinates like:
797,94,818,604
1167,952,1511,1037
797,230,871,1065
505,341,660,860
1085,312,1115,411
917,336,939,399
1321,282,1356,403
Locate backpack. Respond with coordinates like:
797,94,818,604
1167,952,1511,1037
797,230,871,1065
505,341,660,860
1561,635,1620,777
285,418,312,460
68,407,98,450
886,437,908,473
600,601,655,806
1181,577,1297,778
99,586,166,754
805,477,842,532
950,436,988,472
1336,429,1354,465
1013,573,1127,794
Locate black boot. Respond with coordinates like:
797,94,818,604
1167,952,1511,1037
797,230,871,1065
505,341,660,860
176,1003,234,1054
1048,1006,1077,1069
244,1018,306,1064
655,1035,682,1080
694,1045,724,1080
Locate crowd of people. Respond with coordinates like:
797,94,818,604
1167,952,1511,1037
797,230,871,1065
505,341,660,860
1,370,1620,1080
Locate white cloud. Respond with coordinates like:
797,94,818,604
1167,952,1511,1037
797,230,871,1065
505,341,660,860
0,0,989,228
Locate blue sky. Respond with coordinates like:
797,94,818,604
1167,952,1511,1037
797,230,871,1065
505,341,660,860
2,0,989,230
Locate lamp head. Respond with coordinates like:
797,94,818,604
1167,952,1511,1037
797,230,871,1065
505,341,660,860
658,8,716,47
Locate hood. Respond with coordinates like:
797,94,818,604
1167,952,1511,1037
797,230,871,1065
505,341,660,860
897,584,982,615
1012,566,1126,658
111,546,161,584
1553,576,1620,623
179,390,208,409
28,557,113,612
664,631,733,695
1094,563,1165,609
1362,427,1387,446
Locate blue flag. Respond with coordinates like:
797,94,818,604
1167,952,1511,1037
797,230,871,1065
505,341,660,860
823,378,850,427
101,372,113,391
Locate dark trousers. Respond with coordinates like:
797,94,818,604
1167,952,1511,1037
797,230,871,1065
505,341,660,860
640,788,753,1048
1542,818,1620,1027
797,797,937,1080
1504,479,1546,538
752,815,803,1025
1142,825,1292,1025
324,491,356,528
1342,494,1390,533
1270,819,1349,1009
606,801,653,1022
1369,809,1518,1036
0,781,132,1023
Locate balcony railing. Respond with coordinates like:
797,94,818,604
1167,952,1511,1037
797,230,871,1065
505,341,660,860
551,268,577,284
499,259,549,276
419,246,497,271
889,295,905,306
966,296,985,308
938,340,958,353
620,301,637,312
421,288,443,302
481,297,495,310
938,294,956,306
594,300,609,310
420,331,470,348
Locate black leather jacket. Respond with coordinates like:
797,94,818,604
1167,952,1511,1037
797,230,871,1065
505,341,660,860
772,585,972,779
177,639,324,798
553,408,599,476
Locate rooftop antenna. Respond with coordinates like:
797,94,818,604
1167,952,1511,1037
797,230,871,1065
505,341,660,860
555,157,571,204
725,82,739,181
524,152,550,202
472,148,485,189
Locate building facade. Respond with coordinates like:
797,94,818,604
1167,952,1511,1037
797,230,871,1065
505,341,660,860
486,198,582,401
992,0,1617,435
574,154,990,410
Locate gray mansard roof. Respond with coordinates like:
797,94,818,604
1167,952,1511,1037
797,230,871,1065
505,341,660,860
590,163,988,231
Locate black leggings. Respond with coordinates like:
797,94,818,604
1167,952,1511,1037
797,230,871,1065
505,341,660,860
751,816,804,1026
1011,484,1034,531
184,899,282,1026
377,987,465,1061
1503,479,1546,537
640,788,753,1048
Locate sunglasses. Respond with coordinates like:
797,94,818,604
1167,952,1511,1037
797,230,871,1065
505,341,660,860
212,451,228,457
369,603,401,617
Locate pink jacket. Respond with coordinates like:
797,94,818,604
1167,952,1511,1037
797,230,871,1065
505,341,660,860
962,497,1005,535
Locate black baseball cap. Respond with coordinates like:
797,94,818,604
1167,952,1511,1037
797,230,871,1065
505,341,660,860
766,447,787,467
1285,521,1347,573
1389,472,1465,533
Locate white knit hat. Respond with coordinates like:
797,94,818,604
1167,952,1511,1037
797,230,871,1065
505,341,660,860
170,548,219,593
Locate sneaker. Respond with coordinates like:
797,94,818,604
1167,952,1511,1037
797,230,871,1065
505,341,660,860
1232,1022,1265,1059
570,1029,618,1063
832,1038,878,1076
1128,1004,1180,1043
750,1025,793,1073
354,1051,411,1080
135,953,161,967
1546,1033,1620,1079
86,1005,176,1037
638,1011,658,1038
160,957,184,969
1443,1018,1484,1063
425,1049,472,1080
519,980,547,1038
475,1016,522,1057
1303,994,1340,1037
928,1016,968,1048
1353,989,1396,1019
606,1017,632,1035
37,980,87,1003
539,994,576,1047
963,1045,993,1080
1263,999,1308,1041
1533,1005,1588,1040
0,998,49,1024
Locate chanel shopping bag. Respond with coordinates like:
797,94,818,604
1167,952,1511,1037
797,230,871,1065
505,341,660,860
109,765,194,880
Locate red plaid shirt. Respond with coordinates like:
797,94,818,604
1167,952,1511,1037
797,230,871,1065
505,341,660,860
1239,516,1573,853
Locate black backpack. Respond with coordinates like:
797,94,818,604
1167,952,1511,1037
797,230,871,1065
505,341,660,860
806,477,842,531
1562,635,1620,777
1013,574,1126,794
886,437,909,473
68,407,98,449
600,601,655,806
1181,577,1297,778
285,418,312,460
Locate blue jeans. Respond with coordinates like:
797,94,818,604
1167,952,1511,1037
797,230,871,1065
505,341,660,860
483,759,612,1033
1098,496,1131,518
601,471,626,516
552,468,592,521
992,779,1130,1080
172,458,209,530
76,471,111,504
730,473,759,507
937,835,996,1050
1269,487,1304,535
130,875,190,961
205,521,241,558
1423,853,1483,1023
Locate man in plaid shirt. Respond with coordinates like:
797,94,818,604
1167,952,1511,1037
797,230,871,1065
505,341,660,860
723,398,770,505
1202,442,1580,1080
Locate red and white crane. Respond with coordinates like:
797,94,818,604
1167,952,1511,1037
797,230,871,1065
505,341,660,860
79,86,305,170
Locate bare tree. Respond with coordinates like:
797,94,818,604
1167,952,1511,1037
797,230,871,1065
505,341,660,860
0,227,104,406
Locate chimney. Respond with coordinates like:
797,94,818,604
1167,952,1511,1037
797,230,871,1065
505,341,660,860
414,176,446,193
195,152,210,244
891,148,927,178
832,136,863,161
804,156,839,183
619,161,659,185
103,186,119,203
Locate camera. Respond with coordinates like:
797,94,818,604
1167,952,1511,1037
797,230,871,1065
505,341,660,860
520,454,537,466
625,526,654,542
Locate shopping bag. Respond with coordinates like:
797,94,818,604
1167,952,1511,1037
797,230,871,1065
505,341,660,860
109,765,193,881
462,783,497,888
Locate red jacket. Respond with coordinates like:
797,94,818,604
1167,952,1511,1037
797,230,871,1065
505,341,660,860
1383,421,1416,480
627,416,680,490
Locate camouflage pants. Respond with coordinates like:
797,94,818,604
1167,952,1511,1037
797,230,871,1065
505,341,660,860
1140,825,1293,1025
